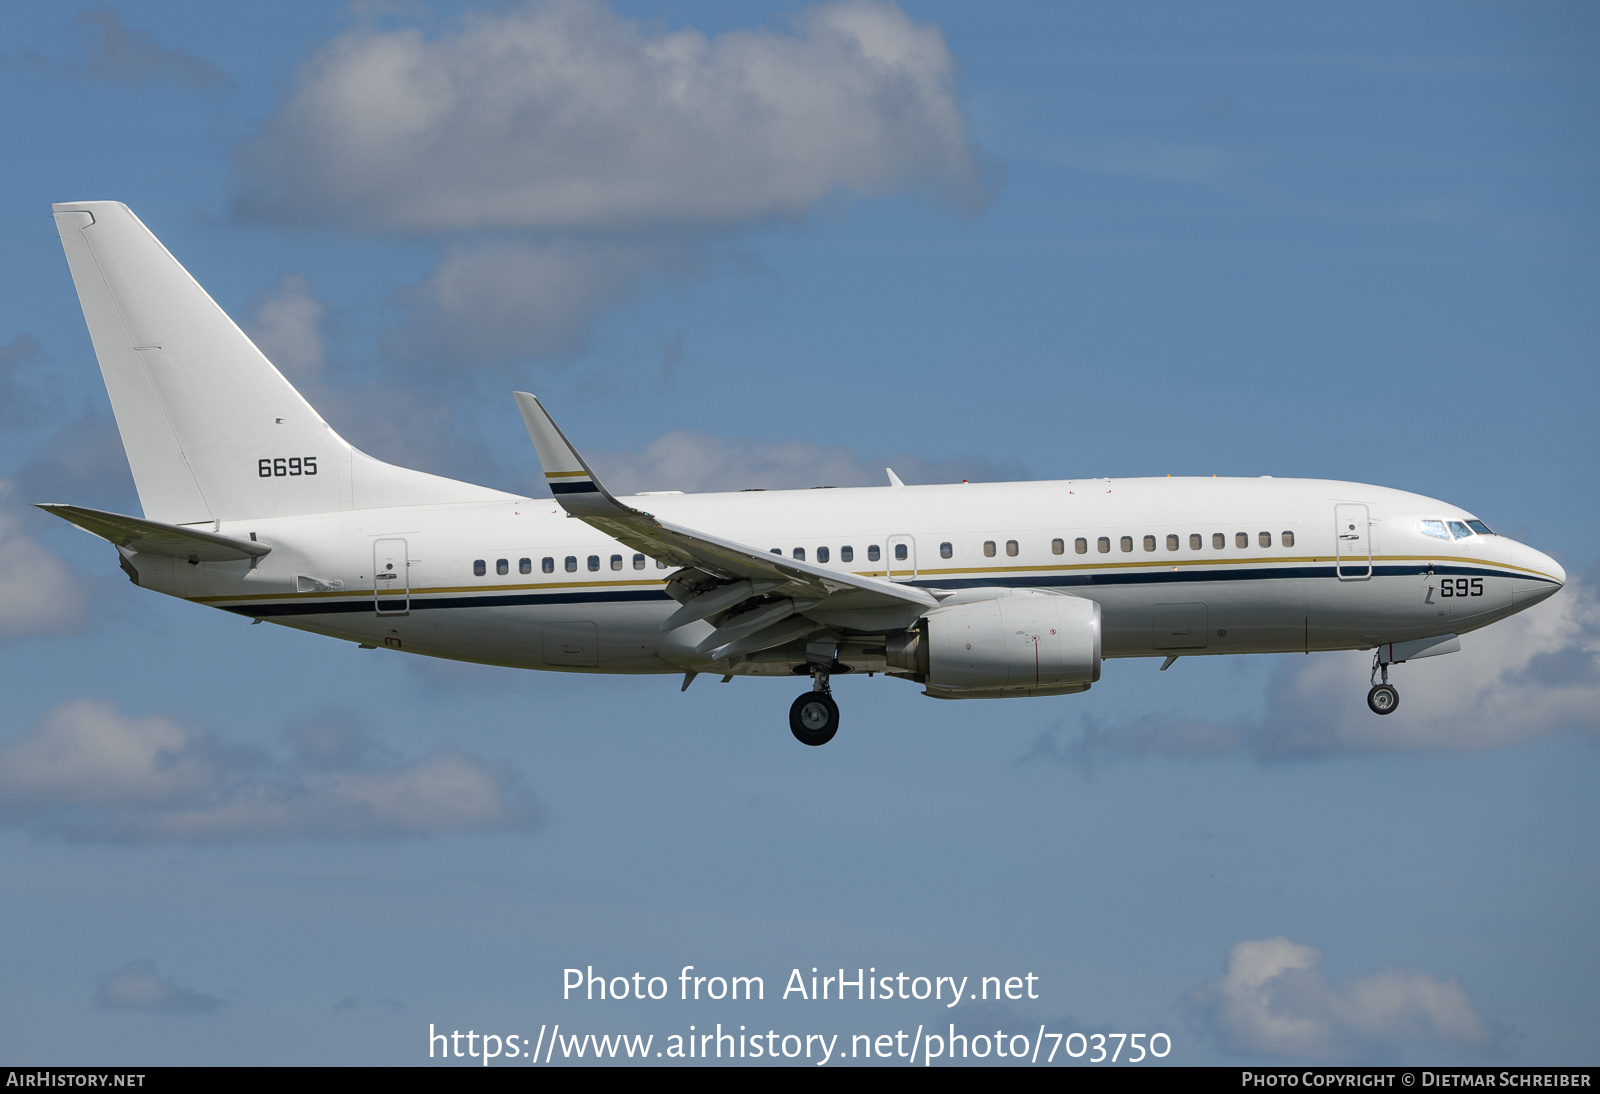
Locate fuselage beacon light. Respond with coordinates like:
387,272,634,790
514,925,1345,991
44,203,1567,745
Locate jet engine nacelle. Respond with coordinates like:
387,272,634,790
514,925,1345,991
888,590,1102,695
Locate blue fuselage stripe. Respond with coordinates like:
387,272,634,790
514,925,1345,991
217,561,1548,619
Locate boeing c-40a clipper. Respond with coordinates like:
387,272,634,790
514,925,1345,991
44,203,1566,745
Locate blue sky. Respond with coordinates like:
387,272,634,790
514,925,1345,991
0,0,1596,1066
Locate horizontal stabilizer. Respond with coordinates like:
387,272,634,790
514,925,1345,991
38,504,270,562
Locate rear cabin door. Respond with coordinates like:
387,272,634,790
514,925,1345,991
1334,504,1371,581
374,538,410,615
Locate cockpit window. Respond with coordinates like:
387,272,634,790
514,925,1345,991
1421,520,1451,540
1466,520,1494,536
1448,520,1473,540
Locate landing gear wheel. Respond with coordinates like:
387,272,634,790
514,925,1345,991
1367,684,1399,716
789,692,840,746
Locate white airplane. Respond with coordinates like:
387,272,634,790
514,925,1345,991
42,202,1566,745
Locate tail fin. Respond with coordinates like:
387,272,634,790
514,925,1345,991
52,201,512,524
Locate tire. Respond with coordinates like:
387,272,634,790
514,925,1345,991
1367,684,1399,716
789,692,840,746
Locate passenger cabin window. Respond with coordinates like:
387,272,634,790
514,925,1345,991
894,544,908,561
520,558,532,574
983,541,996,557
610,554,623,571
868,545,881,562
818,546,830,563
1421,520,1451,540
841,546,854,562
1210,533,1223,549
770,548,782,555
656,560,668,569
542,557,554,573
940,542,953,559
1006,540,1019,557
1052,538,1064,555
587,555,600,572
1120,536,1133,553
793,547,805,561
1097,537,1110,554
1167,534,1179,551
1448,521,1474,540
1143,535,1156,552
1235,532,1248,549
496,558,508,575
473,559,486,576
1190,534,1202,550
1466,520,1494,536
565,556,577,572
1259,532,1271,548
633,554,645,570
1075,538,1088,554
1282,531,1295,547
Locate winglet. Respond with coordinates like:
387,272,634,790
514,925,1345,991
514,392,625,518
886,467,905,489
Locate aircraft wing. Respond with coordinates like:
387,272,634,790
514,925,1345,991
513,392,936,615
38,503,271,562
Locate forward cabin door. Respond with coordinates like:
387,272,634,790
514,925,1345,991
373,538,410,615
1334,504,1371,581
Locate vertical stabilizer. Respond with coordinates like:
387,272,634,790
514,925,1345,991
52,201,512,523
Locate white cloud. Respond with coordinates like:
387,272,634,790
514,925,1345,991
247,274,326,380
236,0,984,233
234,0,990,364
0,700,539,841
399,239,670,361
586,428,1028,496
95,960,226,1015
1188,937,1497,1061
1025,565,1598,764
0,481,90,642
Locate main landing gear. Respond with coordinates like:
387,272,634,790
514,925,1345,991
1367,652,1400,716
789,665,839,746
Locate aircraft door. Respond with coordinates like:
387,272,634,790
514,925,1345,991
1153,602,1209,650
887,535,917,582
1334,504,1371,581
374,537,410,615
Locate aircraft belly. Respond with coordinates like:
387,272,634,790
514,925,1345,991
252,599,678,674
1089,578,1311,657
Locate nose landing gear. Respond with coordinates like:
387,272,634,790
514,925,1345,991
789,666,839,746
1367,652,1400,716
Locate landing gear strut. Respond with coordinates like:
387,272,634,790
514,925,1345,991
789,665,839,746
1367,653,1400,716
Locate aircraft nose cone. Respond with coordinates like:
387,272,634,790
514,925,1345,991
1514,542,1564,598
